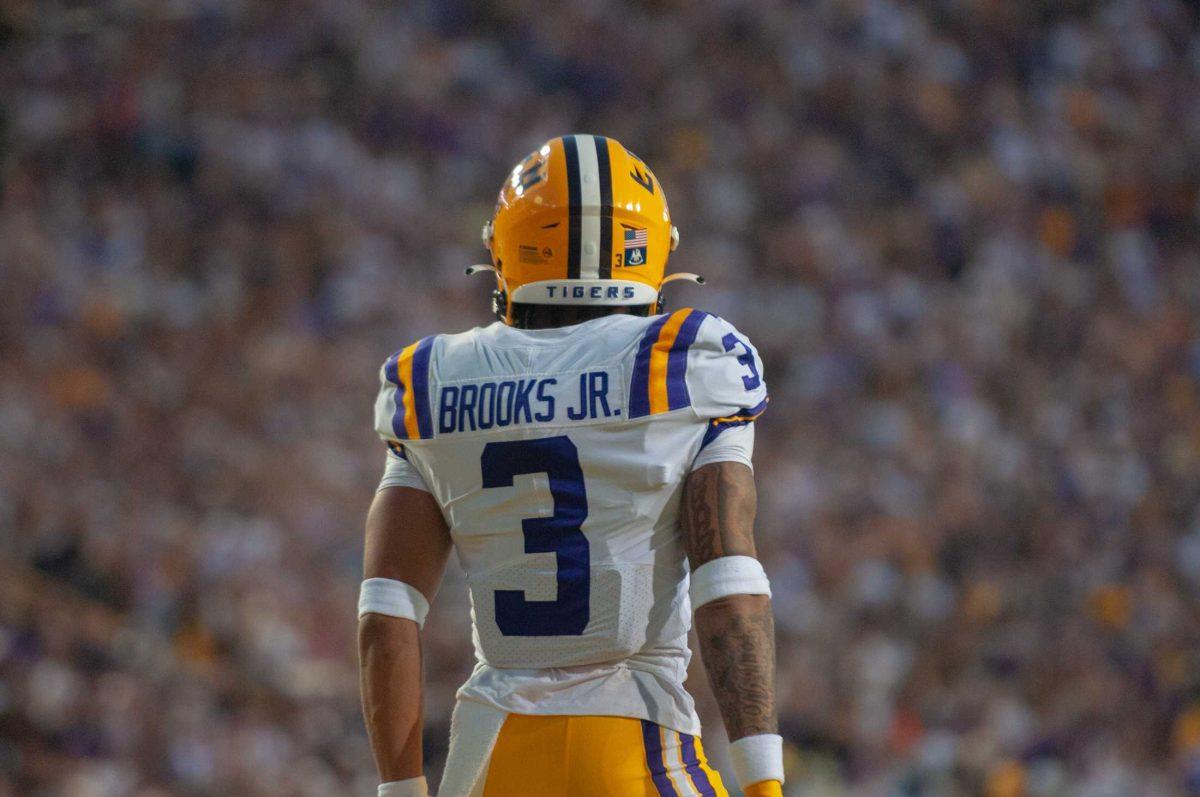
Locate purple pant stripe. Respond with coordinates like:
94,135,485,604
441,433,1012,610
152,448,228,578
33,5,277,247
641,720,679,797
680,733,717,796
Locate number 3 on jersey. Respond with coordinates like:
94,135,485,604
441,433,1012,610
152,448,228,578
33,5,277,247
481,436,590,636
722,332,761,391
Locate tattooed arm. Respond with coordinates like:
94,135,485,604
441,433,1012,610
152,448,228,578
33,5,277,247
681,461,777,741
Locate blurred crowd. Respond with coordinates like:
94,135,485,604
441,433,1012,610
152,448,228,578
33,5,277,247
2,0,1199,795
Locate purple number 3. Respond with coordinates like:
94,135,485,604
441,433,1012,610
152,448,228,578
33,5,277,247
722,333,761,391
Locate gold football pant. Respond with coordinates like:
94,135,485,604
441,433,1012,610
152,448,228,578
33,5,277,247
480,714,729,796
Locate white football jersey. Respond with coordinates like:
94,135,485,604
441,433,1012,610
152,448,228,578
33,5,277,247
373,309,767,735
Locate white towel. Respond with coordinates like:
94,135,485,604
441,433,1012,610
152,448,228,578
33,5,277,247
437,700,507,797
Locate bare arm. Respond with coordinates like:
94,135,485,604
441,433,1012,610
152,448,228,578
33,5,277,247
359,486,453,783
681,461,777,741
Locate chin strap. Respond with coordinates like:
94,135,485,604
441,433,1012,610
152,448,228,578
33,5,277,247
656,272,706,314
660,272,706,287
466,264,510,323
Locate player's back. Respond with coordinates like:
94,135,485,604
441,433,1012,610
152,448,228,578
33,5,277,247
374,307,767,733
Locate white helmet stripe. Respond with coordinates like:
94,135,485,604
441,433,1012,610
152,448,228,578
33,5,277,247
575,137,603,279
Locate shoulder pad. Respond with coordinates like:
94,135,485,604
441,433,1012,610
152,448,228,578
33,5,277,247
374,335,437,443
628,309,768,421
685,313,768,421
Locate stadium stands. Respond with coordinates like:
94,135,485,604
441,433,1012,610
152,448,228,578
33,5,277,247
2,1,1198,794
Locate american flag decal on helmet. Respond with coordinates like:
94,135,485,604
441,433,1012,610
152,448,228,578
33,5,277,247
623,226,648,266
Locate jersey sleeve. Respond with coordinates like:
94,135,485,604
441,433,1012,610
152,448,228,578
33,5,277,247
692,422,755,470
373,336,437,447
377,450,432,493
685,314,768,423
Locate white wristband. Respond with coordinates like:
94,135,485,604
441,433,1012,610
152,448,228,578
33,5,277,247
729,734,784,788
359,578,430,628
689,555,771,611
378,776,428,797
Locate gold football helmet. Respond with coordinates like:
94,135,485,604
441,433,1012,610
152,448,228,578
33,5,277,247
471,135,702,324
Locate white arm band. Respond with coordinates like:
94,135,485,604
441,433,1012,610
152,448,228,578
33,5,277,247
689,555,771,611
378,776,428,797
359,578,430,628
729,734,784,788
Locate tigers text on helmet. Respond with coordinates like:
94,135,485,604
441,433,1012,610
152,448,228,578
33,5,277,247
471,134,703,325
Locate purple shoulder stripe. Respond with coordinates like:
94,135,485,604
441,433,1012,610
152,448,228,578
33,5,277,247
410,336,436,439
664,310,708,411
629,315,671,419
383,351,406,441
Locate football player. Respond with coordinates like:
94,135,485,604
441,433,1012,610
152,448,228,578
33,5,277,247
359,135,782,797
